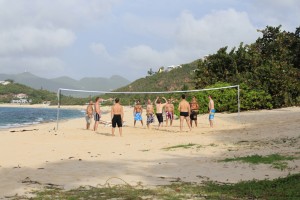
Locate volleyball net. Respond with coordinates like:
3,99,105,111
56,85,240,130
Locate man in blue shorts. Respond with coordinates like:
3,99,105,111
133,100,143,127
208,95,215,128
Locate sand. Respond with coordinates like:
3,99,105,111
0,105,299,198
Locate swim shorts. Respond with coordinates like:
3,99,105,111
85,115,92,124
166,111,173,120
134,112,142,121
147,114,154,124
156,113,163,123
180,112,189,117
190,110,198,120
112,115,122,128
94,113,100,121
209,109,215,120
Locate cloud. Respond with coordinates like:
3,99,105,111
90,43,112,60
0,0,120,77
116,8,258,75
0,27,75,56
249,0,300,30
0,56,65,74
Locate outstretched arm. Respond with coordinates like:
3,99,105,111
162,97,167,103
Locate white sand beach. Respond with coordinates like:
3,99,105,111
0,106,299,198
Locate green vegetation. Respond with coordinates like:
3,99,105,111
13,173,300,199
109,26,300,113
220,154,296,170
195,26,300,110
0,82,89,105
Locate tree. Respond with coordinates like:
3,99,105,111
147,68,154,76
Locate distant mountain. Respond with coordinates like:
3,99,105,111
0,72,131,97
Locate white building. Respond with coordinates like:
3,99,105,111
0,81,11,85
11,99,28,104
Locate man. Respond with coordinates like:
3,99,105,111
178,94,191,132
165,98,174,126
208,95,215,128
133,100,143,127
85,100,94,130
155,96,167,129
93,97,101,131
190,96,199,127
146,99,154,129
111,98,124,136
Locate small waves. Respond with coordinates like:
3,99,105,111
0,107,83,129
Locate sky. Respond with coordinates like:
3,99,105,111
0,0,299,81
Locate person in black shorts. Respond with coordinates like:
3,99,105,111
178,94,192,131
111,98,124,136
190,96,199,127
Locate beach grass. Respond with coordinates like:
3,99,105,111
220,154,296,170
14,173,300,199
162,143,197,151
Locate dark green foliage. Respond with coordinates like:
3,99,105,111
203,173,300,199
195,25,300,109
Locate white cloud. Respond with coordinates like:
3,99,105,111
116,9,259,74
249,0,300,30
90,43,112,60
0,27,75,56
0,56,65,75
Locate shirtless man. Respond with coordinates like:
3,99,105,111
93,97,101,132
111,98,124,136
146,99,154,129
155,96,167,129
190,96,199,127
208,95,215,128
85,100,94,130
133,100,143,127
178,94,191,132
165,99,174,126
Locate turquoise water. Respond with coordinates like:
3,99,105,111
0,107,84,129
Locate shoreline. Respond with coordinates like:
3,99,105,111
0,103,87,110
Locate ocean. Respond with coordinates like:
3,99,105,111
0,107,84,129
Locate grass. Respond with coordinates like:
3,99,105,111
13,173,300,199
162,143,218,151
162,143,197,151
220,154,296,170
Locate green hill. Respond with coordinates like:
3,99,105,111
116,62,198,92
0,82,88,105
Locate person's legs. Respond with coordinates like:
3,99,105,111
180,116,184,131
119,127,122,136
93,121,98,131
185,117,192,131
209,119,213,128
134,120,136,127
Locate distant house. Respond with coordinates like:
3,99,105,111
157,67,164,73
166,65,182,72
11,99,28,104
0,81,11,85
14,93,28,99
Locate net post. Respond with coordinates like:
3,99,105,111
237,85,240,120
56,88,61,131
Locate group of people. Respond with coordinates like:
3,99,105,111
85,94,215,136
